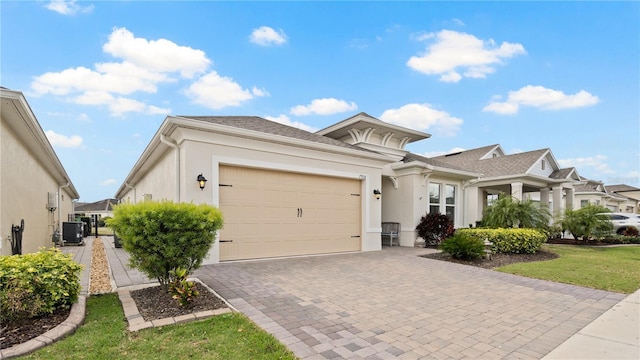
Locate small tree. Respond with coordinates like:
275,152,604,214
416,212,455,246
561,205,612,241
482,194,550,229
107,201,223,288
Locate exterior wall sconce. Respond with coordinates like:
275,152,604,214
373,189,382,200
197,174,207,190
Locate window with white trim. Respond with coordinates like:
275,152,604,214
429,183,440,215
445,185,455,222
428,182,457,223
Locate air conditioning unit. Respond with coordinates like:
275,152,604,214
47,192,58,211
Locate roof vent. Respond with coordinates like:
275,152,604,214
445,151,462,157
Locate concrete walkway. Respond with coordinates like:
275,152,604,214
4,238,637,359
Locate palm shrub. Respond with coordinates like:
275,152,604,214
561,205,612,241
416,212,455,246
107,201,224,288
482,193,550,229
439,232,485,260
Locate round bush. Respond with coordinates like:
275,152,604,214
107,201,224,287
439,233,485,260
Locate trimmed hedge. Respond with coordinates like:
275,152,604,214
0,248,83,323
456,228,547,254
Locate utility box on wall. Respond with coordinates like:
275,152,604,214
62,222,84,244
47,192,58,211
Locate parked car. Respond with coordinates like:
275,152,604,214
599,213,640,235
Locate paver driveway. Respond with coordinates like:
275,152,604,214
194,247,624,360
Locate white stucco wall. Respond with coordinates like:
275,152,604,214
122,147,176,203
0,119,74,255
174,130,385,263
120,126,388,264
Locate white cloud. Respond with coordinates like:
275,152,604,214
45,0,93,15
184,71,266,109
250,26,288,46
100,179,117,186
71,91,171,116
30,28,211,116
407,29,525,82
558,155,614,175
290,98,358,116
379,103,463,136
483,85,600,114
265,115,318,133
45,130,83,148
103,27,210,78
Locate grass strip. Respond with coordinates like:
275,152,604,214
497,245,640,294
24,294,296,360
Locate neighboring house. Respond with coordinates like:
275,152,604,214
74,198,117,220
573,179,623,212
605,184,640,213
1,88,79,255
115,112,581,263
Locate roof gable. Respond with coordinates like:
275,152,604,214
315,112,430,152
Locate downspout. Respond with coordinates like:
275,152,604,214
125,183,136,203
58,182,71,233
160,134,181,202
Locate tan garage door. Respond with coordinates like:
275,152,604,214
218,165,361,261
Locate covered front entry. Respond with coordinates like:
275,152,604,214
218,165,362,261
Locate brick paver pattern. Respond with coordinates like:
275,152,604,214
193,247,625,360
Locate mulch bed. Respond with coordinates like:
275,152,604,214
1,307,71,349
130,284,228,322
422,249,559,269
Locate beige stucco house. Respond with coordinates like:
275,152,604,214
1,88,79,255
116,112,583,263
573,181,640,213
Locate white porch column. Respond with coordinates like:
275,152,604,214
540,188,550,210
463,186,480,228
565,188,575,210
511,182,524,200
552,185,564,217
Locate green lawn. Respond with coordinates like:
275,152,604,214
497,244,640,294
24,294,296,360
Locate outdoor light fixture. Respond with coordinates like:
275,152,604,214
197,174,207,190
373,189,382,200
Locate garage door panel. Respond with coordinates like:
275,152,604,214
219,165,361,261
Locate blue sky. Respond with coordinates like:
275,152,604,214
2,1,638,202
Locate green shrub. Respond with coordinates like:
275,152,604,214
482,194,550,229
439,233,485,260
415,212,455,246
561,205,613,241
456,228,547,254
107,201,224,287
0,248,82,323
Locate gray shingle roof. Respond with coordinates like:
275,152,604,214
75,199,116,212
402,153,472,172
432,147,549,177
178,116,374,153
550,168,576,180
606,184,640,193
